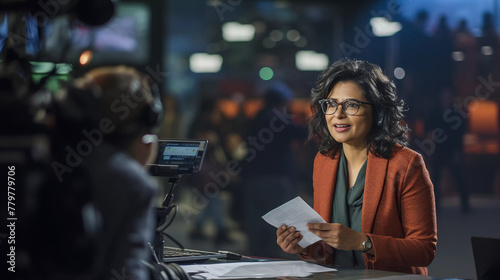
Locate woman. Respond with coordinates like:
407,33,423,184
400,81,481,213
276,59,437,275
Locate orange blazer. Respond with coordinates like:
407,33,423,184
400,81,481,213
301,146,437,275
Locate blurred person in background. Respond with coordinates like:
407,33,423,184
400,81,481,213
188,99,233,244
426,88,470,214
478,12,500,79
431,15,455,96
452,19,479,100
242,81,308,258
398,9,434,138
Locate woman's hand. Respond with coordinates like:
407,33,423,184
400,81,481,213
307,223,366,251
276,225,307,254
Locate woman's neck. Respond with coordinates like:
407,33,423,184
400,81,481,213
342,143,368,165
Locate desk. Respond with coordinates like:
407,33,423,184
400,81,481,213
181,258,466,280
308,267,459,279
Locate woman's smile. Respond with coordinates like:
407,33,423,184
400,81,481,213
333,123,352,132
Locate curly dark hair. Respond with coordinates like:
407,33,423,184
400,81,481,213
309,58,409,159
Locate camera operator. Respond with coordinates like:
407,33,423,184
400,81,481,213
47,66,162,280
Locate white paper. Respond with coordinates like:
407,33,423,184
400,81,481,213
262,196,326,248
358,275,433,280
180,260,337,279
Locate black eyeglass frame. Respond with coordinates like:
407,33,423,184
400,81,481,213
318,98,372,115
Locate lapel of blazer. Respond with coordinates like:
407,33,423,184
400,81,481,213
315,152,340,222
361,152,389,233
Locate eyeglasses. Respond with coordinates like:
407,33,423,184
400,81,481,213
318,98,372,115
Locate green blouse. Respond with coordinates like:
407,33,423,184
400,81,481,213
331,150,367,268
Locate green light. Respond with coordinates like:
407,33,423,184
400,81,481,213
259,67,273,80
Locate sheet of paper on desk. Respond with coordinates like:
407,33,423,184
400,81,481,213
261,196,326,248
180,260,337,279
358,275,434,280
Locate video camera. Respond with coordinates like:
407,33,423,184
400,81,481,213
0,0,114,26
0,1,115,278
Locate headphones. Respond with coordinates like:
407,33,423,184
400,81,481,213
64,68,163,139
116,75,163,137
146,261,192,280
142,81,163,133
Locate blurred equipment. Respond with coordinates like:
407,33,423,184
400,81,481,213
162,247,229,263
466,100,499,155
148,139,209,177
0,0,115,26
0,48,102,278
471,236,500,280
0,0,114,278
147,139,210,262
469,100,499,137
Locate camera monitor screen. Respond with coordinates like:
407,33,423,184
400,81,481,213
148,139,208,176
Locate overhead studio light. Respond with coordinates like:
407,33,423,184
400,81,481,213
30,62,55,74
222,22,255,42
189,53,223,73
269,30,284,42
370,17,402,37
295,51,328,71
481,46,494,56
56,63,73,75
79,50,93,66
259,67,274,80
393,67,405,80
286,29,301,42
452,51,465,61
